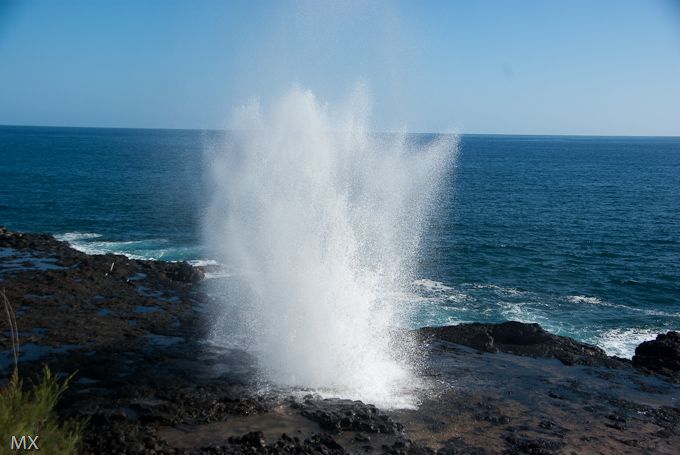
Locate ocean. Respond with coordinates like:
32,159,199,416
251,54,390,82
1,125,679,358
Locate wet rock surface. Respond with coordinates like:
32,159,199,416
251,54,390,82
1,228,679,454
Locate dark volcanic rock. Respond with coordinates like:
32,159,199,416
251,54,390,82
299,398,403,434
0,226,211,353
1,225,74,255
503,436,564,455
419,321,623,367
633,331,680,381
164,261,205,283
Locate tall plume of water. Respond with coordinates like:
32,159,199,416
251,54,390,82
205,86,457,408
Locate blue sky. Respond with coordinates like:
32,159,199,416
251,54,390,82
1,0,679,135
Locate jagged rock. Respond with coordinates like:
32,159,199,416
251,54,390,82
299,398,403,434
419,321,624,367
633,331,680,381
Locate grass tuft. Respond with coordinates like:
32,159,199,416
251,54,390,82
1,367,86,455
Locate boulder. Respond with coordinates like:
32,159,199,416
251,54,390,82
633,331,680,381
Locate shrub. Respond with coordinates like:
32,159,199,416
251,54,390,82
1,368,85,454
1,289,86,454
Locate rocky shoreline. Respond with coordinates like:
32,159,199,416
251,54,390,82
1,227,679,454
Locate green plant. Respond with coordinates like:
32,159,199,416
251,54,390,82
1,368,85,454
1,290,86,454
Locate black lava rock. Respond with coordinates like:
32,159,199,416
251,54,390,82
633,331,680,381
419,321,621,367
164,261,205,283
300,398,403,434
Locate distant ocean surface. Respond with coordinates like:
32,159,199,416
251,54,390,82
1,125,679,358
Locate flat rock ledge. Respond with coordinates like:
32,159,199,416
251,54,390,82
419,321,624,367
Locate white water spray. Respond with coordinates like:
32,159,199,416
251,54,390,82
205,86,456,408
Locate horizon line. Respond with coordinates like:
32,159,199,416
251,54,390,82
1,123,679,139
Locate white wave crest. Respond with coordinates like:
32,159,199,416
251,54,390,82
592,328,660,359
567,295,604,305
55,232,103,242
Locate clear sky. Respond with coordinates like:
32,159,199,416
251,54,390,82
1,0,679,135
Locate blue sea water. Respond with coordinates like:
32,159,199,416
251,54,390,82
1,125,679,357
